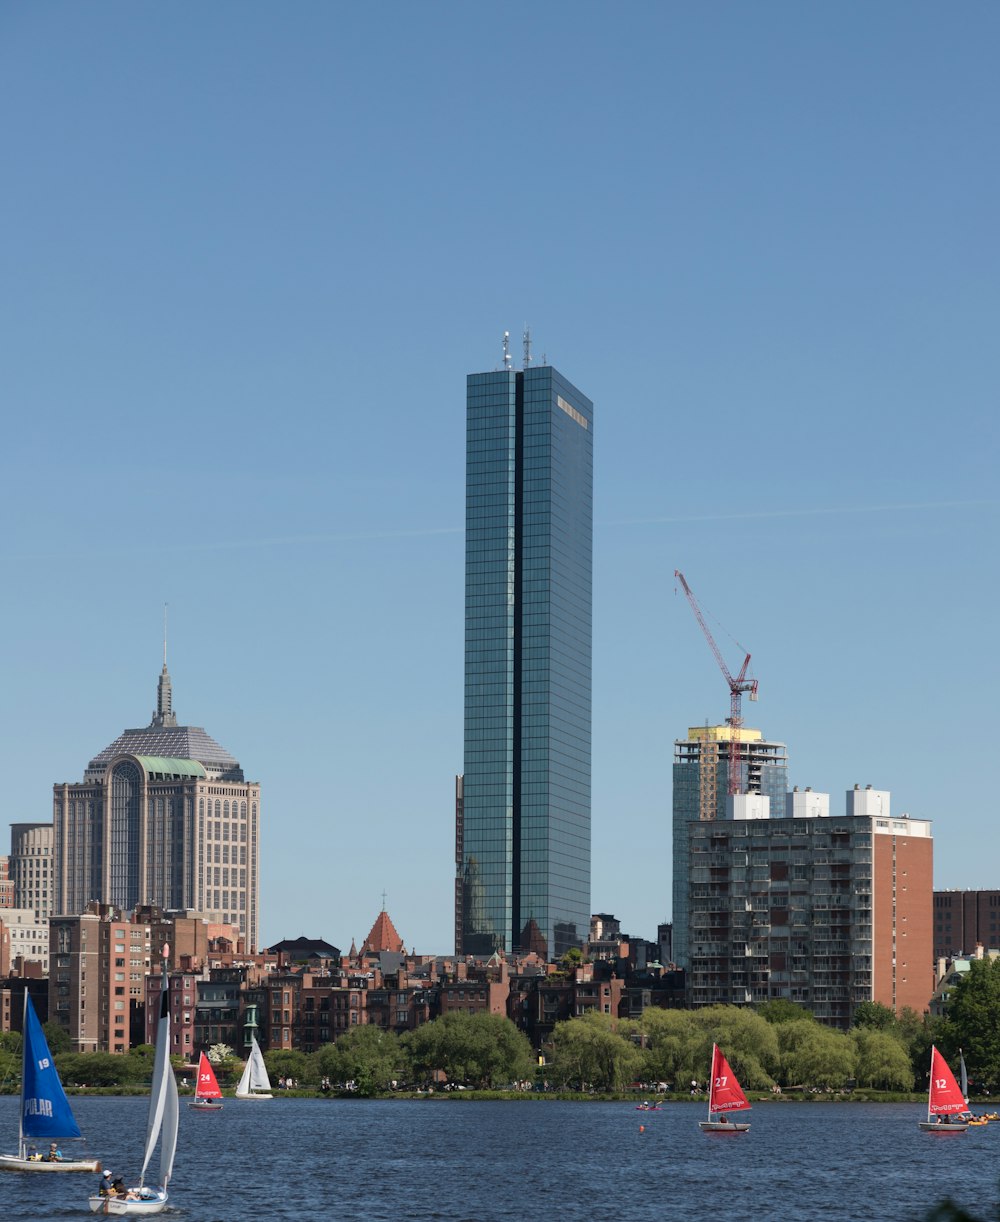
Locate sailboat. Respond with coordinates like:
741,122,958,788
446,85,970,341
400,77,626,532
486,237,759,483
235,1036,273,1100
918,1046,969,1133
699,1044,751,1133
0,993,101,1173
88,946,179,1214
948,1050,987,1124
188,1051,224,1111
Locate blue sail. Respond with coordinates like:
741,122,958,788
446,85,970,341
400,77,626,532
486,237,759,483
21,995,81,1140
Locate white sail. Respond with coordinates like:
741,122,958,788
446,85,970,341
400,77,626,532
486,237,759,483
159,1064,178,1187
235,1057,253,1097
138,952,180,1190
140,985,171,1184
236,1038,272,1097
249,1040,272,1092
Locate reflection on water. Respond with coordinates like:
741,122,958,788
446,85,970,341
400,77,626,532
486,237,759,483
0,1096,997,1222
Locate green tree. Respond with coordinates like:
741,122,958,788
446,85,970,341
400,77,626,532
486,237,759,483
690,1005,780,1089
41,1021,70,1054
54,1052,133,1088
637,1008,701,1088
776,1021,856,1090
0,1030,22,1057
852,1028,915,1090
756,999,814,1026
554,947,584,979
547,1013,643,1092
402,1012,534,1089
323,1027,405,1096
939,958,1000,1092
852,1000,898,1031
262,1049,309,1087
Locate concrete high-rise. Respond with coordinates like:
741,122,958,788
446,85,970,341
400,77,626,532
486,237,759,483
10,823,54,922
53,663,262,950
457,355,593,959
683,786,933,1027
672,725,788,970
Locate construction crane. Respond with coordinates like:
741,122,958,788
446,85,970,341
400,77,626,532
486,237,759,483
674,570,758,797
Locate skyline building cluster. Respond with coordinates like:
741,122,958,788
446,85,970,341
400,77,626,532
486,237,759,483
0,344,976,1039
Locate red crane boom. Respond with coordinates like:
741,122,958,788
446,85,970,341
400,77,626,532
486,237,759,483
674,570,758,796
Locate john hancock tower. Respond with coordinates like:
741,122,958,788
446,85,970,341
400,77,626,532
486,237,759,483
458,339,593,960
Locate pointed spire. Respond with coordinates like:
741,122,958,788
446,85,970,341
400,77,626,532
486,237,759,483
152,604,178,728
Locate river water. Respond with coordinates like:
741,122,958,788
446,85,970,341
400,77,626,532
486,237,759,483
1,1096,997,1222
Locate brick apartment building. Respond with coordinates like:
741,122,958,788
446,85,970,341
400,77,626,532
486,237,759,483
933,890,1000,961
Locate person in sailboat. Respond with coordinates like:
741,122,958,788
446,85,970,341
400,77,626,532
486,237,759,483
98,1170,114,1197
45,1142,64,1161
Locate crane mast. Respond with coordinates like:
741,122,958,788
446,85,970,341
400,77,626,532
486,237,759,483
674,570,759,797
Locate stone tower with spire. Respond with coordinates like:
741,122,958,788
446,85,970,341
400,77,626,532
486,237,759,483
52,655,262,951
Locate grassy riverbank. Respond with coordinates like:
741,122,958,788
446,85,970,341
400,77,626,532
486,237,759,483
0,1083,938,1103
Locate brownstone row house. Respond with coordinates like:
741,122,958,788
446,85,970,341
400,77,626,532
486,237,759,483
20,902,681,1057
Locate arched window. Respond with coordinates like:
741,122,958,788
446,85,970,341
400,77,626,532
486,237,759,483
109,760,142,910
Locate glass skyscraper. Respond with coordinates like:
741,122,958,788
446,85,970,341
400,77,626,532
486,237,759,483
458,362,593,959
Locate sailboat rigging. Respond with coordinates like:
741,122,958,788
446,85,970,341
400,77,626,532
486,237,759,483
0,993,100,1173
88,945,179,1214
918,1046,968,1133
189,1051,224,1111
235,1036,273,1100
699,1044,751,1133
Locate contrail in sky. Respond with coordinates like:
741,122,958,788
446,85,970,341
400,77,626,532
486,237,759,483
196,497,996,549
605,498,998,528
211,497,994,550
8,499,995,563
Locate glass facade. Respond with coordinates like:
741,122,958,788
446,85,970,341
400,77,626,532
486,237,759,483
109,760,142,910
461,365,593,959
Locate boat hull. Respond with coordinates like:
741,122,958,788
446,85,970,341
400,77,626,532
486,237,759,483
918,1121,968,1132
235,1091,272,1100
0,1154,101,1173
187,1099,223,1111
699,1121,750,1132
88,1190,168,1215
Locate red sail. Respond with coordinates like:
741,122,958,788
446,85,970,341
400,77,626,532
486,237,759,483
709,1044,750,1113
928,1046,966,1115
196,1052,223,1100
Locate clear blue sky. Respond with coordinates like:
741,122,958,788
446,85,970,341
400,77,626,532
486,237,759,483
2,3,997,953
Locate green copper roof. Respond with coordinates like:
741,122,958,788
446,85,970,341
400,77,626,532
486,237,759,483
135,756,207,779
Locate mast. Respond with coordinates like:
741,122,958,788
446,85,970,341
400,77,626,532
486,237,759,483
18,991,25,1159
708,1044,717,1121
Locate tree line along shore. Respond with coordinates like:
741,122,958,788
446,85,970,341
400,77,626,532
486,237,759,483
3,957,999,1100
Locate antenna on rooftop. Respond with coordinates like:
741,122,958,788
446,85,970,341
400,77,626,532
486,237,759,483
523,326,532,368
502,330,511,370
163,602,168,667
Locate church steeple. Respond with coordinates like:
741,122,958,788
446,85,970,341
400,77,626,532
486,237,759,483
151,604,178,728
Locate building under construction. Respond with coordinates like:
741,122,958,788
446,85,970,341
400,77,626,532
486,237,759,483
681,786,933,1028
671,725,788,971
